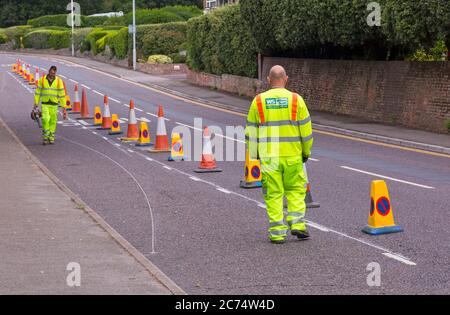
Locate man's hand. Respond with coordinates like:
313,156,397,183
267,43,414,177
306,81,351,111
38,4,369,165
302,155,309,163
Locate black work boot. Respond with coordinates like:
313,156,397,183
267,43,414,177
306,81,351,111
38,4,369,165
291,229,310,240
270,239,286,245
42,139,48,145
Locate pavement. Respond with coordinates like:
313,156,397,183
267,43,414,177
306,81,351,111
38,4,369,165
0,53,449,295
0,116,175,295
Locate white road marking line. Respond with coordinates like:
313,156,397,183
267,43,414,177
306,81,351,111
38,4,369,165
135,108,143,112
382,253,416,266
69,79,78,84
109,97,120,103
92,89,103,96
60,74,67,79
306,221,329,232
78,120,89,126
216,187,231,194
175,122,245,144
147,112,170,121
146,157,153,161
82,126,88,129
114,143,121,147
102,137,108,140
123,103,130,107
340,166,435,189
127,149,134,153
190,176,202,182
163,166,172,170
81,84,91,90
92,131,98,135
257,203,266,209
309,158,319,162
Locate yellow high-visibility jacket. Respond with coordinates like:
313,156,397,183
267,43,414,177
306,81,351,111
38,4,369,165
245,88,313,159
34,75,66,107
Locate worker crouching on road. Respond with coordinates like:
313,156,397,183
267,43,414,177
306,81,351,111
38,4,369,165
245,65,314,244
33,65,66,145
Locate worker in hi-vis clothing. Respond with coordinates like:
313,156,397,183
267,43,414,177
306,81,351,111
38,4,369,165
245,65,313,244
34,66,66,145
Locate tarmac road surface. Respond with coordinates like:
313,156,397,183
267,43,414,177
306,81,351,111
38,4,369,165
1,53,449,294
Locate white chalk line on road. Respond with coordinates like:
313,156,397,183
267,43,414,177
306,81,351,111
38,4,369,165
58,135,156,254
6,62,414,266
341,166,435,189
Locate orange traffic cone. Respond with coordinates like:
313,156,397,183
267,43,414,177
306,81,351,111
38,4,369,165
120,99,139,142
168,132,184,161
63,82,72,110
109,114,123,135
97,95,112,130
362,180,403,235
303,164,320,208
148,105,170,152
194,126,222,173
34,67,40,87
76,88,93,119
70,84,81,114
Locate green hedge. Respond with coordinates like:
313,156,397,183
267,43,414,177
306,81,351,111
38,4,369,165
124,8,184,25
187,4,258,78
23,29,70,49
106,27,129,59
137,22,187,60
27,14,110,28
240,0,450,60
0,32,8,44
3,25,32,48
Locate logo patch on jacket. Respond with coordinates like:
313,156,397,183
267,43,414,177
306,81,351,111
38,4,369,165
265,98,288,109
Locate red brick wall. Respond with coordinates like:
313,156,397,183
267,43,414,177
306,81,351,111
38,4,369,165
262,57,450,133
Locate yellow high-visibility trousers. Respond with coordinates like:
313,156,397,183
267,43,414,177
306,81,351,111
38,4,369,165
261,156,307,241
41,104,58,141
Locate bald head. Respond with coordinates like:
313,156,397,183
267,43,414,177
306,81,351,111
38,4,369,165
268,65,288,88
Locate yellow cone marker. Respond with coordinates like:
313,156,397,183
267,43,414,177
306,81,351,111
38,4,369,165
135,122,152,147
168,132,184,161
239,150,262,189
362,180,403,235
93,106,102,126
109,114,122,135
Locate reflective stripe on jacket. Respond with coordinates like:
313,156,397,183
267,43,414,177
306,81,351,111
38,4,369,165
245,88,313,158
34,75,66,107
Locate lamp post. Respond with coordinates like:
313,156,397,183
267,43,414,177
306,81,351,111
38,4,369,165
132,0,136,71
71,0,74,57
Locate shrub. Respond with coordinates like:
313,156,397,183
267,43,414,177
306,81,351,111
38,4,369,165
28,14,69,28
0,32,7,44
124,9,184,25
240,0,450,60
96,31,118,54
147,55,173,64
83,16,109,27
187,4,258,78
48,30,71,49
3,25,32,49
73,28,93,51
23,29,70,50
107,27,129,59
139,22,187,59
161,5,203,20
82,30,109,55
